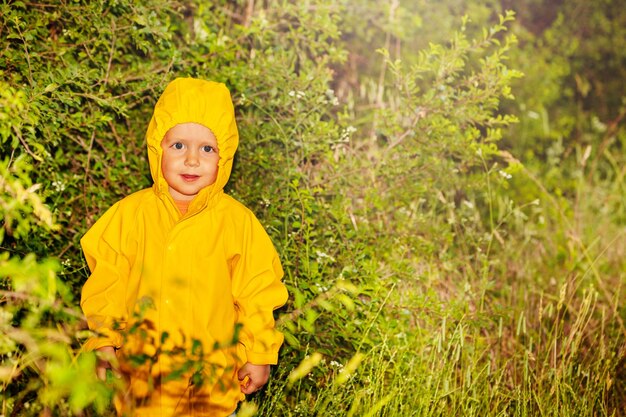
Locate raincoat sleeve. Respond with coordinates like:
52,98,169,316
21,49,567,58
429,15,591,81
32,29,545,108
231,214,288,365
80,201,132,351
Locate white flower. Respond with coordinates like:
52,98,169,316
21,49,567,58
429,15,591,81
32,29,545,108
339,126,357,142
325,89,339,106
315,250,335,263
330,360,343,369
288,90,306,99
193,18,210,41
498,170,512,180
51,181,66,192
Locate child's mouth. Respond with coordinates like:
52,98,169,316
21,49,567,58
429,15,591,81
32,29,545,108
181,174,200,182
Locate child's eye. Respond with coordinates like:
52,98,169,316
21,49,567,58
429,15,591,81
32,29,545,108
172,142,184,150
202,145,215,153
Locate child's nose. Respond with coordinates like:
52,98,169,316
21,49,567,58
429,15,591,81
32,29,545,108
185,151,200,167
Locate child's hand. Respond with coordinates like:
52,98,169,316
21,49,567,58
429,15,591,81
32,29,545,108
237,362,270,394
95,346,117,381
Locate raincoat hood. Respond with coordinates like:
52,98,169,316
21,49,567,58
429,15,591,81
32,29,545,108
146,78,239,207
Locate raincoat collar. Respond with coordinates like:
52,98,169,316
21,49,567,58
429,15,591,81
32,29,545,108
145,78,239,214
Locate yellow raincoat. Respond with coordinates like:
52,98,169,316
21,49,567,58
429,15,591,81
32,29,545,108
80,78,288,416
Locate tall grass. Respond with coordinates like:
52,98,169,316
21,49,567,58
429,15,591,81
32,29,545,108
251,159,625,417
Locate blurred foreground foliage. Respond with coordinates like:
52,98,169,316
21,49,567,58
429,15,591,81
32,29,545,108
1,0,624,415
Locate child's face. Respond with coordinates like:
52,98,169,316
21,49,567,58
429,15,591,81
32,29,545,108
161,122,219,201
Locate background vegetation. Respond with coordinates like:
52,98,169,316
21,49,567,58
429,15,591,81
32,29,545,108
1,0,624,416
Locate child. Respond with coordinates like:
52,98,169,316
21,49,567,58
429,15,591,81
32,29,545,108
80,78,288,416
